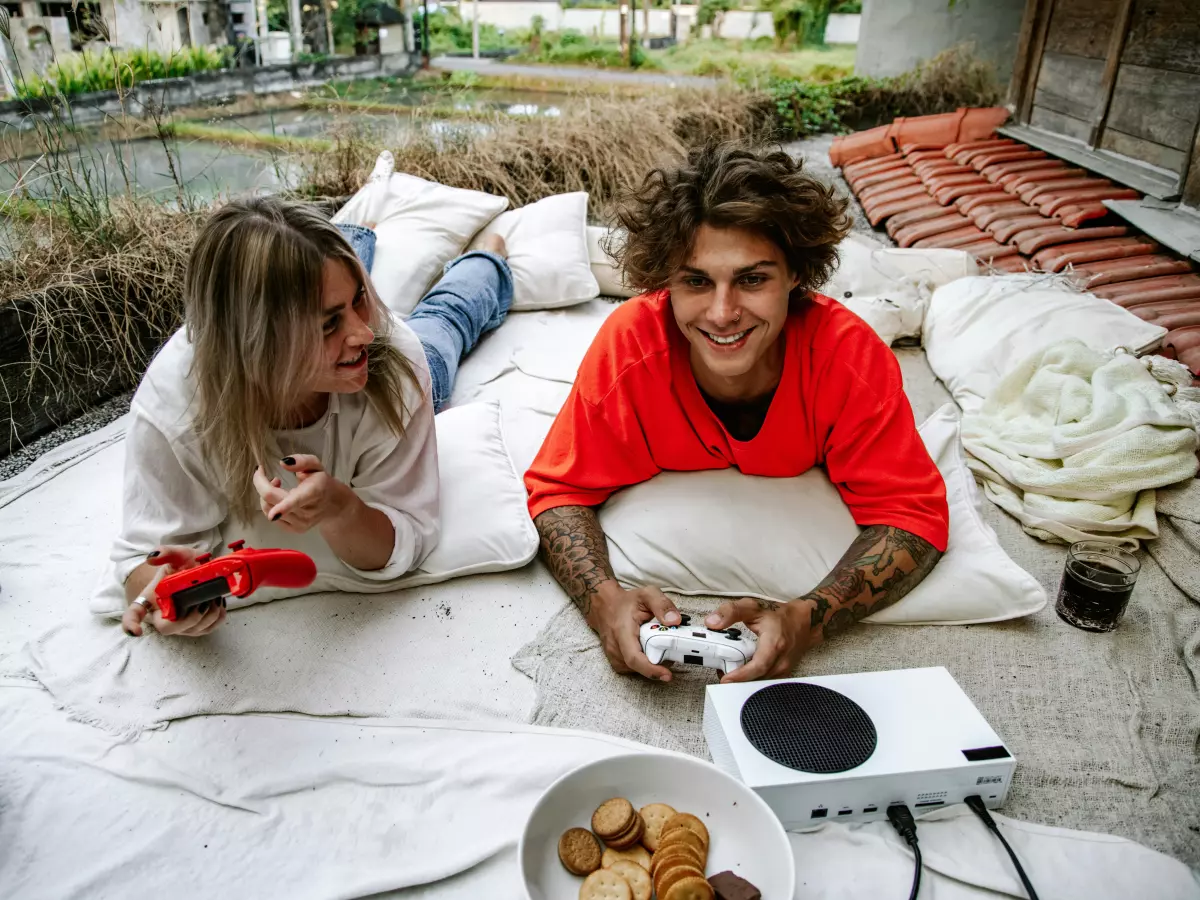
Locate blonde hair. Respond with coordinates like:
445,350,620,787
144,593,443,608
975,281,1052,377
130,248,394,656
184,196,420,522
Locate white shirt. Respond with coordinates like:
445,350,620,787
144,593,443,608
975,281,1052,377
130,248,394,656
96,320,439,614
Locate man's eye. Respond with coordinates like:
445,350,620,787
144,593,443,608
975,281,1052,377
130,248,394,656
741,275,767,287
685,277,708,288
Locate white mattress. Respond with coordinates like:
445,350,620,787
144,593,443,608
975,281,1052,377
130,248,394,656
2,301,1196,899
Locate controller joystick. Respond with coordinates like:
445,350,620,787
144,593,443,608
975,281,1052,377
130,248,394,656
154,542,317,620
639,617,758,675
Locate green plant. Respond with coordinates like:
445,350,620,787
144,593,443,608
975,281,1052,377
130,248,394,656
15,46,232,100
695,0,736,36
831,0,860,12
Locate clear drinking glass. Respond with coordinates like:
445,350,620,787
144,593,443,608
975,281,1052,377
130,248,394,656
1055,541,1140,632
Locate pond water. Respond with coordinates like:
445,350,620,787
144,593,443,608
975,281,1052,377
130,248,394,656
1,84,570,200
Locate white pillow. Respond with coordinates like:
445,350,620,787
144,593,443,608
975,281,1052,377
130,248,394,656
586,225,637,299
334,170,509,317
89,401,536,616
469,193,600,311
923,274,1167,415
820,235,978,346
600,403,1046,625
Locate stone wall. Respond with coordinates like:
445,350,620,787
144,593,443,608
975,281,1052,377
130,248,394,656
0,51,419,130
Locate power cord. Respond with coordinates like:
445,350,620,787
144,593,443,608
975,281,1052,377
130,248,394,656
965,795,1041,900
887,804,922,900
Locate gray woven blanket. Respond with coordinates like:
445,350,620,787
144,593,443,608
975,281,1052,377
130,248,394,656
512,351,1200,866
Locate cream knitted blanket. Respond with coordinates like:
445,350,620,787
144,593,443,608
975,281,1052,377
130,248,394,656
961,340,1200,547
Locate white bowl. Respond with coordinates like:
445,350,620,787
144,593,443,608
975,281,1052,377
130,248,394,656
520,751,795,900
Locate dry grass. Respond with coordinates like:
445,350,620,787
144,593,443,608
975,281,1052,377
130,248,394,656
293,88,776,216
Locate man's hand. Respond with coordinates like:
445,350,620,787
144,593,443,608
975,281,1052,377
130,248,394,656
254,456,352,534
122,546,227,638
589,582,683,681
704,598,809,684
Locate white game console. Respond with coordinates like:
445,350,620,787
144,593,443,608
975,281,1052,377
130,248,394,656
703,667,1015,828
640,614,758,674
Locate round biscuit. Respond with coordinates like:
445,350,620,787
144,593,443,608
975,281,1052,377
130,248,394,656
606,860,651,900
579,868,633,900
592,798,636,840
638,803,677,852
661,813,710,849
654,862,705,899
663,875,716,900
657,826,706,861
605,813,644,850
558,827,603,876
602,845,651,871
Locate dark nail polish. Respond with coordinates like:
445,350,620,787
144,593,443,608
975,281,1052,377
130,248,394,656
147,550,160,559
281,456,296,465
123,628,134,637
272,512,282,521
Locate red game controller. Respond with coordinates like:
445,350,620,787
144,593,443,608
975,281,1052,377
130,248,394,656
154,540,318,621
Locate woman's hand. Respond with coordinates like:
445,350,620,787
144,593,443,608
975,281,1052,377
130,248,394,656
704,598,810,684
122,546,227,638
254,456,352,534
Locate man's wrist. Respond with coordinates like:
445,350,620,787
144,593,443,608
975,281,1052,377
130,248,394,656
786,596,818,650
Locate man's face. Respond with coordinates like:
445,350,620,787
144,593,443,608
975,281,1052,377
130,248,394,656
668,224,798,396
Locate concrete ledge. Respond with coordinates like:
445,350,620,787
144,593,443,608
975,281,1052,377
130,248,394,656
0,52,420,131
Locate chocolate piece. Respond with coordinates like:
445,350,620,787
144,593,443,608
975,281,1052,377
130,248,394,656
708,870,761,900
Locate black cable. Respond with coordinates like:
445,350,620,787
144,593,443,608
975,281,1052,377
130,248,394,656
887,804,922,900
965,795,1041,900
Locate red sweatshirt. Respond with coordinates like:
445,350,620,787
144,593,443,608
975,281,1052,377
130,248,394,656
525,290,949,552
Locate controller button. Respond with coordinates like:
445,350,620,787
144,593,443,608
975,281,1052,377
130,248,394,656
196,553,212,564
692,631,707,639
724,628,742,640
227,540,246,551
678,614,691,625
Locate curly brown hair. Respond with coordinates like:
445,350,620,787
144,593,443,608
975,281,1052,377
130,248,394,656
609,141,852,296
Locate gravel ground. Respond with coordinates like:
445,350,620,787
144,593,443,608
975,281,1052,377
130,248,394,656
0,391,133,482
0,134,883,482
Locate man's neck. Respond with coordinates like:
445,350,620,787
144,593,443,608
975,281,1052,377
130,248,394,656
689,333,785,404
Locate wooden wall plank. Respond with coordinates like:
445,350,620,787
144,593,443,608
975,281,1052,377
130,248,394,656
1183,122,1200,206
1034,51,1105,118
1030,105,1092,142
1123,0,1200,76
1087,0,1134,146
1019,0,1058,124
1044,0,1118,59
1106,64,1200,152
1100,128,1188,174
1009,0,1047,109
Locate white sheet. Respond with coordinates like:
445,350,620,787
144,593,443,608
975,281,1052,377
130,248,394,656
3,680,1196,900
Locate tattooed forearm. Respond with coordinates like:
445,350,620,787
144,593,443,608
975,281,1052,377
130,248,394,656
534,505,616,618
801,525,942,645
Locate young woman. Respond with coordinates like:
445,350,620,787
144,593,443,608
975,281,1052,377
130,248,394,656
526,142,949,683
118,195,512,638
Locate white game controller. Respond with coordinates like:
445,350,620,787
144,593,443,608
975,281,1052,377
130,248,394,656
640,614,758,674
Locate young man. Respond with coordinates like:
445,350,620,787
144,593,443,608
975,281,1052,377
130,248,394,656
525,143,949,683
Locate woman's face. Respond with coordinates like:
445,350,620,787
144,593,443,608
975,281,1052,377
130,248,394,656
310,257,375,395
668,224,798,398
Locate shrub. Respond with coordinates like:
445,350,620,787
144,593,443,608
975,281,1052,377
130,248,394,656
15,46,232,100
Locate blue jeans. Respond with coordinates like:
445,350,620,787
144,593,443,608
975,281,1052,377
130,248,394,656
338,224,514,412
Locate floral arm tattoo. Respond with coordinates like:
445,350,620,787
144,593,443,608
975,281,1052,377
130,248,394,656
802,525,942,645
534,505,615,618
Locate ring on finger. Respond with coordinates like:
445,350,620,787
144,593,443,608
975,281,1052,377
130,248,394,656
132,596,155,613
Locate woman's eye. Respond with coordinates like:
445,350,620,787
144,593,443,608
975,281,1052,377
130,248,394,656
323,315,339,335
352,287,366,307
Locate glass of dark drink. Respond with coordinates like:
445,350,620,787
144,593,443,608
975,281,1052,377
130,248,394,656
1056,541,1140,632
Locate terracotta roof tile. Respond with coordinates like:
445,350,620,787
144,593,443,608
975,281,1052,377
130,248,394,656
956,238,1022,260
913,225,988,249
991,215,1061,243
885,203,950,235
852,169,920,192
829,126,896,168
1038,187,1140,216
1071,255,1194,288
843,153,905,179
1058,204,1113,228
867,194,942,226
1018,178,1113,203
1014,225,1131,256
1004,167,1086,191
973,203,1040,229
988,255,1033,273
934,182,1001,205
861,183,930,213
1032,237,1161,272
1133,306,1200,330
1092,274,1200,305
982,158,1068,182
901,143,950,156
916,164,976,183
956,192,1018,214
945,138,1015,159
904,148,952,163
893,213,973,248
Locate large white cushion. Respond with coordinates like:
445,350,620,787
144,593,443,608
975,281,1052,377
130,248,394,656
470,193,600,311
89,401,536,615
586,225,637,299
923,274,1166,415
820,234,978,346
334,172,509,317
600,403,1046,625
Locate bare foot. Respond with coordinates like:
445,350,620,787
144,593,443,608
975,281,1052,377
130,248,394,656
481,233,507,259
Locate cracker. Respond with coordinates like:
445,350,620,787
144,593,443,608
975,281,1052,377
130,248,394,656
655,862,705,899
592,798,636,840
605,812,645,850
607,860,651,900
663,875,716,900
661,813,710,849
638,803,677,852
651,844,705,875
579,869,633,900
657,826,707,861
558,827,603,876
602,844,651,871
